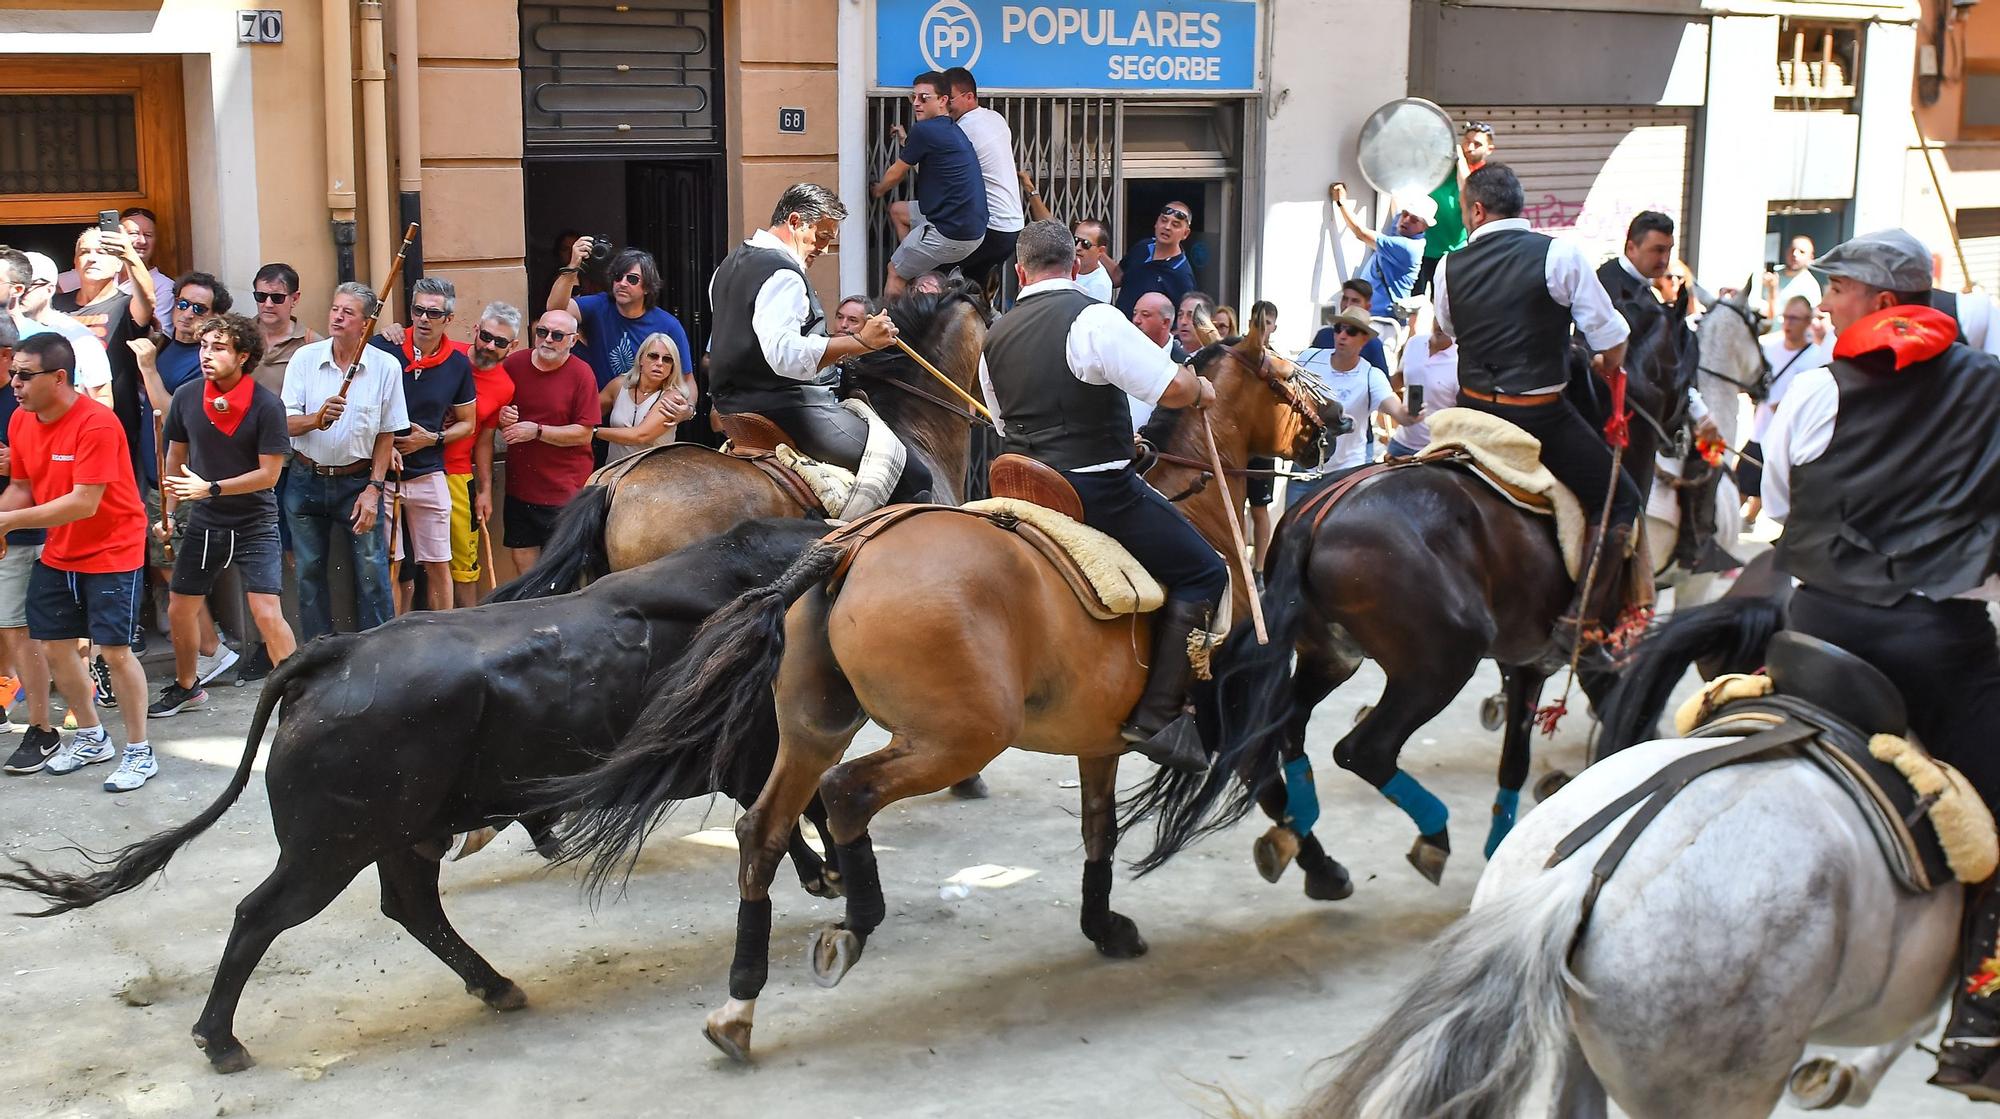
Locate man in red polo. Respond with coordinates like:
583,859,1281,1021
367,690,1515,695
0,332,154,791
498,309,595,570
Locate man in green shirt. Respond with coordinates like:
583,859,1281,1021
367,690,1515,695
1418,121,1496,294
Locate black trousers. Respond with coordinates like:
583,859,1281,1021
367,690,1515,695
956,227,1020,291
1066,467,1228,607
759,400,933,504
1457,394,1642,528
1789,585,2000,804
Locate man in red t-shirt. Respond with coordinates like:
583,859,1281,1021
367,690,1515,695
450,303,519,606
498,309,595,570
0,333,155,791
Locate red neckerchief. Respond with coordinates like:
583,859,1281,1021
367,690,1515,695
1832,304,1955,371
401,335,467,376
204,374,257,437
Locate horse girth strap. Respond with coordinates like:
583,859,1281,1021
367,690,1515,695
1292,460,1422,537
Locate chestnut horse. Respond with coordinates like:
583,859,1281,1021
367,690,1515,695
493,282,989,600
543,322,1340,1062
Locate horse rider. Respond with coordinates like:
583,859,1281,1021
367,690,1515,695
707,182,934,503
978,219,1227,774
1432,163,1640,667
1759,228,2000,1102
1597,210,1721,448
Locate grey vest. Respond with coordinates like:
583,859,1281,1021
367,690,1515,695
984,288,1136,471
1450,228,1574,395
708,243,834,412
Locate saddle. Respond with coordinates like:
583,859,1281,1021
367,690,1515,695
1549,633,1997,941
711,412,826,515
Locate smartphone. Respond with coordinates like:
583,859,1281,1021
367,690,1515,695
97,209,121,234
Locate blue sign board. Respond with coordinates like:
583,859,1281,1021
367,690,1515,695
874,0,1259,93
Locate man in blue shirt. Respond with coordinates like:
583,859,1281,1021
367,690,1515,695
872,71,989,300
548,242,693,391
152,272,231,400
1333,184,1433,361
1309,279,1390,372
1113,201,1197,319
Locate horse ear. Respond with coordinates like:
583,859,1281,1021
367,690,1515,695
1242,307,1269,354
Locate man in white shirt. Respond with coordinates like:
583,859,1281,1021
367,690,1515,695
1764,234,1821,322
281,281,409,638
942,67,1026,291
2,250,112,404
1387,327,1459,458
1289,307,1417,483
1737,293,1828,521
1072,220,1115,303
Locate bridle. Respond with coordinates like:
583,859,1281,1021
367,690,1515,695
1145,343,1337,499
1695,297,1770,396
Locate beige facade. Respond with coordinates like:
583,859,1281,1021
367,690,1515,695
726,0,843,297
1909,0,2000,292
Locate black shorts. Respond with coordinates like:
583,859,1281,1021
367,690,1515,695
171,521,284,597
1736,440,1764,499
26,562,141,645
504,494,564,549
1245,456,1276,507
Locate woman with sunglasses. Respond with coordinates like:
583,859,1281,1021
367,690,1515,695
596,332,696,464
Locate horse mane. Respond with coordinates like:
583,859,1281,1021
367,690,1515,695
842,278,991,396
1137,339,1238,451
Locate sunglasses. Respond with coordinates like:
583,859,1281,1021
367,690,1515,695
251,290,291,304
1463,121,1494,135
641,351,677,367
1159,208,1191,224
1331,324,1369,338
533,327,571,342
614,272,644,286
8,368,60,382
911,91,939,103
1076,238,1092,250
174,298,211,316
411,305,450,320
476,328,515,347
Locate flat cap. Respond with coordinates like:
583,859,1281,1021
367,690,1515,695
1814,228,1933,292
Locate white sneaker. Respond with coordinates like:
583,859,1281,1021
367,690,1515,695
103,744,158,792
195,646,241,688
44,729,114,775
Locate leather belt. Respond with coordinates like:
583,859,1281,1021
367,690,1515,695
292,452,370,477
1460,387,1562,407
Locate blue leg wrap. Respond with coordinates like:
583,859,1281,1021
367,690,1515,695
1282,755,1321,836
1380,770,1449,836
1484,787,1521,859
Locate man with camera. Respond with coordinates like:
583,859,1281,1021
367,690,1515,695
548,237,692,392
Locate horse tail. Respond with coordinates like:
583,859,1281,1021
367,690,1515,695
541,541,847,898
488,484,612,601
1121,514,1317,874
0,639,334,916
1597,594,1785,758
1294,872,1588,1119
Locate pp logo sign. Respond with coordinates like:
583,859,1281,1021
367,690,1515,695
919,0,982,71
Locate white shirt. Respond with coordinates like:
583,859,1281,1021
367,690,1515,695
1433,217,1631,394
1076,264,1114,304
978,278,1180,471
602,382,681,464
1950,290,2000,358
1774,268,1822,316
14,310,111,389
1297,348,1394,470
1752,334,1830,442
1392,341,1459,452
1126,333,1183,431
953,107,1025,233
282,337,410,466
57,265,173,332
711,228,831,382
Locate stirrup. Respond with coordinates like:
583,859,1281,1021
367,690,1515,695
1123,711,1206,774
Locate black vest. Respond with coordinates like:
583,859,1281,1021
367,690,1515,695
1595,257,1647,307
707,243,834,412
984,288,1136,471
1932,290,1972,346
1450,228,1574,395
1777,343,2000,606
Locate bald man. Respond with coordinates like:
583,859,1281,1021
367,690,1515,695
1128,292,1190,429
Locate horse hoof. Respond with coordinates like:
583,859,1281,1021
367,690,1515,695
479,980,528,1012
809,926,863,988
1788,1056,1855,1110
1406,837,1448,886
801,871,845,899
1303,860,1354,902
204,1043,255,1074
703,1012,754,1064
1253,826,1299,883
1533,770,1572,803
1087,911,1149,959
1479,693,1505,732
948,775,990,800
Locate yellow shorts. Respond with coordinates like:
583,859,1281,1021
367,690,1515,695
447,472,482,584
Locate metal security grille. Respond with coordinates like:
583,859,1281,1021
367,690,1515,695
521,0,721,152
1955,206,2000,296
0,93,140,195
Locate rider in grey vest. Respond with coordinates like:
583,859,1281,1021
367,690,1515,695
1432,163,1639,668
980,219,1228,773
1758,229,2000,1102
707,183,933,504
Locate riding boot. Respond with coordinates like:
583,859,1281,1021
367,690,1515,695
1120,599,1213,774
1553,522,1632,672
1932,883,2000,1100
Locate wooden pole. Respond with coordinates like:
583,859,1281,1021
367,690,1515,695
1912,111,1975,293
1201,413,1268,645
891,337,994,423
477,515,499,594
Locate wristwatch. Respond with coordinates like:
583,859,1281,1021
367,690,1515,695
207,481,222,498
435,429,445,447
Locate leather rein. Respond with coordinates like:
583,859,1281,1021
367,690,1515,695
1147,344,1333,502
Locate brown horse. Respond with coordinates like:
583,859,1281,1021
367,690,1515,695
492,282,989,600
542,321,1339,1062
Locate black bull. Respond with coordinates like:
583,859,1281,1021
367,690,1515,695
1,518,836,1073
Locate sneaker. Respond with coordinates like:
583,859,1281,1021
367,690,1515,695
91,655,116,709
103,744,157,792
3,725,61,775
129,625,147,655
233,646,273,686
194,646,240,688
44,729,114,775
148,682,207,718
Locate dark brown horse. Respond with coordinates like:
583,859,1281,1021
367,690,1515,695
539,322,1341,1062
1139,294,1695,895
493,282,989,599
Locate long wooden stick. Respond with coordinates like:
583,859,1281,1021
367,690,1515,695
338,222,420,397
1912,112,1974,294
1201,413,1268,645
892,337,994,423
477,514,499,593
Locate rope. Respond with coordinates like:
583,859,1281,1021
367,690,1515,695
1537,365,1631,735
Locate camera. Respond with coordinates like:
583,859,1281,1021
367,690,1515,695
587,236,613,264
